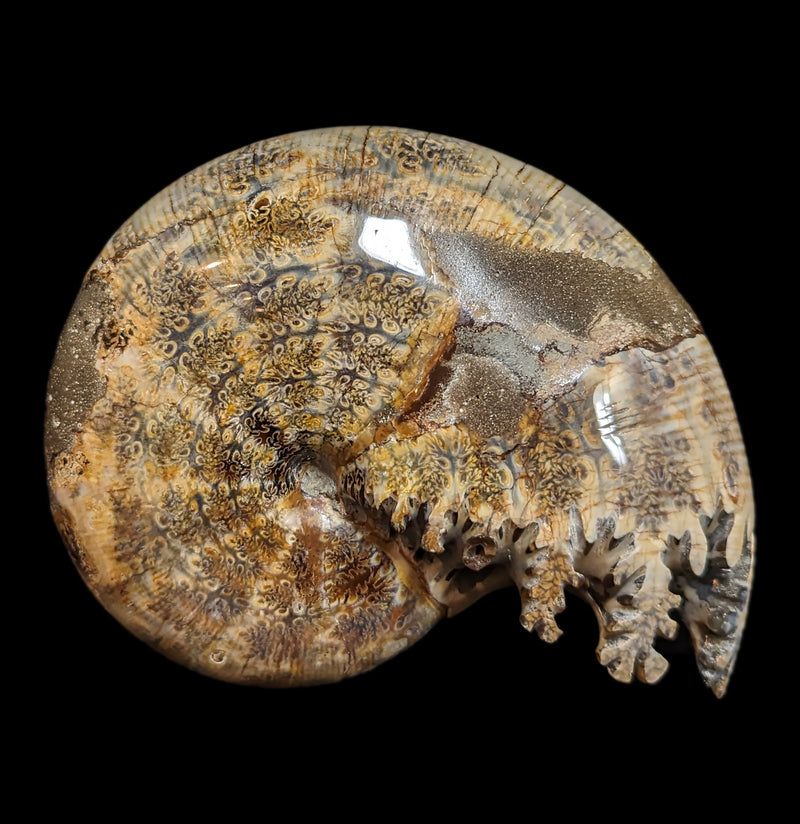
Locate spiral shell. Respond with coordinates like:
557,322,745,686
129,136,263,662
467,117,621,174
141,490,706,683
45,126,754,695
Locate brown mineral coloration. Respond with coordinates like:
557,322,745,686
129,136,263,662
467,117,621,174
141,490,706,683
46,126,754,695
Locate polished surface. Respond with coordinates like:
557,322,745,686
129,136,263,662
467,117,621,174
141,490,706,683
45,126,754,695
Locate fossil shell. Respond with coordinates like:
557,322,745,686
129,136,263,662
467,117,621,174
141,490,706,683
45,125,754,696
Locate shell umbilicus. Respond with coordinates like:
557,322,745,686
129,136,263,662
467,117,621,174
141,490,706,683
45,126,754,695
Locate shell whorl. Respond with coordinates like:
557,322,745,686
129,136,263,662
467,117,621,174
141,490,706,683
45,126,754,694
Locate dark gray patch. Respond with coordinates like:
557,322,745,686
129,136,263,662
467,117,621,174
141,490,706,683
45,274,110,458
428,232,699,352
454,323,543,396
441,353,524,439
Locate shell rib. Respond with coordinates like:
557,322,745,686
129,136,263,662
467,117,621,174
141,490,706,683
45,126,755,694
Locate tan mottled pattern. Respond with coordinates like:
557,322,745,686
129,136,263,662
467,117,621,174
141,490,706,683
46,126,754,694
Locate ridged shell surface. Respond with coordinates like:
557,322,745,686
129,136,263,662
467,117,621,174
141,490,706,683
45,126,754,695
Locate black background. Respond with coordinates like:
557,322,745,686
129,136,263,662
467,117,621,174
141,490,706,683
22,14,785,806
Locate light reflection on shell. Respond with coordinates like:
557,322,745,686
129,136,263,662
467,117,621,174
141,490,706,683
45,126,755,696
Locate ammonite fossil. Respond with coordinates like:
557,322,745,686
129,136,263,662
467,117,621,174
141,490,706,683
45,126,754,696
